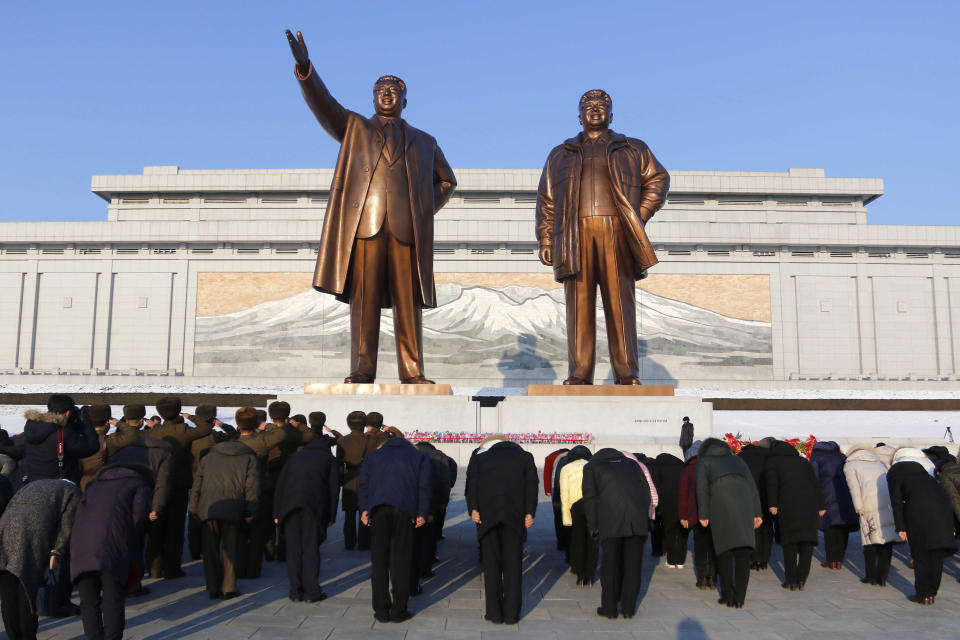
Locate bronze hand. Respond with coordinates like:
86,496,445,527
285,29,310,76
538,245,553,266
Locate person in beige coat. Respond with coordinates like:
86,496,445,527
558,446,595,585
843,446,901,586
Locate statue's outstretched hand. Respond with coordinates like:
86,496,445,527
285,29,310,75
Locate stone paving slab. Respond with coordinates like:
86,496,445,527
9,480,960,639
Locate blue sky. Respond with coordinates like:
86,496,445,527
1,1,957,225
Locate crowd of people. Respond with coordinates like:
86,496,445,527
0,395,958,638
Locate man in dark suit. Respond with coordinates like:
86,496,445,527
358,436,432,623
286,29,457,384
465,439,538,624
536,90,669,385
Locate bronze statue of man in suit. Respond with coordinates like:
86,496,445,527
286,30,456,384
536,90,669,385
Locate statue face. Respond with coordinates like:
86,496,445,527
373,81,407,117
578,98,612,132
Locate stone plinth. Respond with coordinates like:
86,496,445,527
276,393,476,432
526,385,675,396
304,383,452,396
498,396,711,438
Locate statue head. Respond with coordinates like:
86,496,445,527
373,75,407,117
578,89,612,133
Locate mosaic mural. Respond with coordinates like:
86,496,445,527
194,273,773,384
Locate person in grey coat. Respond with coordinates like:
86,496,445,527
679,417,694,454
0,479,81,639
696,438,762,608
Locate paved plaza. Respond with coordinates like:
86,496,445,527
19,479,960,640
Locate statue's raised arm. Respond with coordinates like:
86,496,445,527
285,28,348,142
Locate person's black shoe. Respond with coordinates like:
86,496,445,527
717,597,727,605
411,584,422,596
390,610,413,622
374,611,391,623
860,577,873,585
503,618,519,624
596,607,617,619
695,578,704,589
305,592,327,603
484,614,504,624
876,579,886,587
421,569,436,579
782,582,794,590
127,585,150,598
210,591,223,600
344,545,356,551
222,592,241,600
164,570,187,580
796,581,805,591
759,562,768,570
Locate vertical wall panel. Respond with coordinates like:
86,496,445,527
33,272,98,370
0,273,24,368
795,276,861,376
872,277,938,376
107,272,174,371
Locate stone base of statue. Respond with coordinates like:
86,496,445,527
304,382,453,396
278,385,473,432
526,384,675,397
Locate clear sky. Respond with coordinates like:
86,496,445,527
1,1,957,225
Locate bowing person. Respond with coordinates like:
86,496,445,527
465,438,538,624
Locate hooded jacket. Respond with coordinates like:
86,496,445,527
809,441,858,530
189,440,260,522
842,446,900,545
696,438,762,554
70,464,153,584
22,410,100,484
274,438,340,528
465,441,538,541
0,479,80,608
109,437,174,514
359,437,432,521
765,440,825,545
892,447,935,476
582,448,652,542
887,460,957,555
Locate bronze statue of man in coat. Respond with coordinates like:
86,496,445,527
536,90,669,385
286,30,457,384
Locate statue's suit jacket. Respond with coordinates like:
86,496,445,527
536,131,669,281
296,64,456,309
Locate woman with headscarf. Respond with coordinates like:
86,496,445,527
842,445,900,586
695,438,762,608
679,441,715,590
809,441,858,569
558,446,596,585
887,456,957,604
766,440,825,591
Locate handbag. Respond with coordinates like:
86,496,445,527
35,568,60,617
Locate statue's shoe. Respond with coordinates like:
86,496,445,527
563,377,590,385
401,376,435,384
344,374,375,383
616,377,643,385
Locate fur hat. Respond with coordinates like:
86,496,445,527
88,404,112,425
366,412,384,429
194,405,217,421
309,411,326,430
155,396,182,420
268,401,291,421
123,404,146,421
236,407,259,431
255,409,267,424
346,411,366,431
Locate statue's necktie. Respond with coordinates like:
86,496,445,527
382,121,401,166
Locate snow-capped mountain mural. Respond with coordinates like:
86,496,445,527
194,281,772,383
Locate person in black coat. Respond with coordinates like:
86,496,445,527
412,442,451,590
738,438,774,570
809,441,858,569
652,453,687,568
582,448,653,618
765,441,825,590
465,440,538,625
359,437,432,623
71,464,153,640
273,435,339,603
436,452,457,541
888,460,958,604
21,394,100,485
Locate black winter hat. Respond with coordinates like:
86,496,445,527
291,414,307,426
88,404,112,425
309,412,326,429
268,401,291,421
194,405,217,421
123,404,146,421
346,411,366,430
366,412,384,429
156,396,182,420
